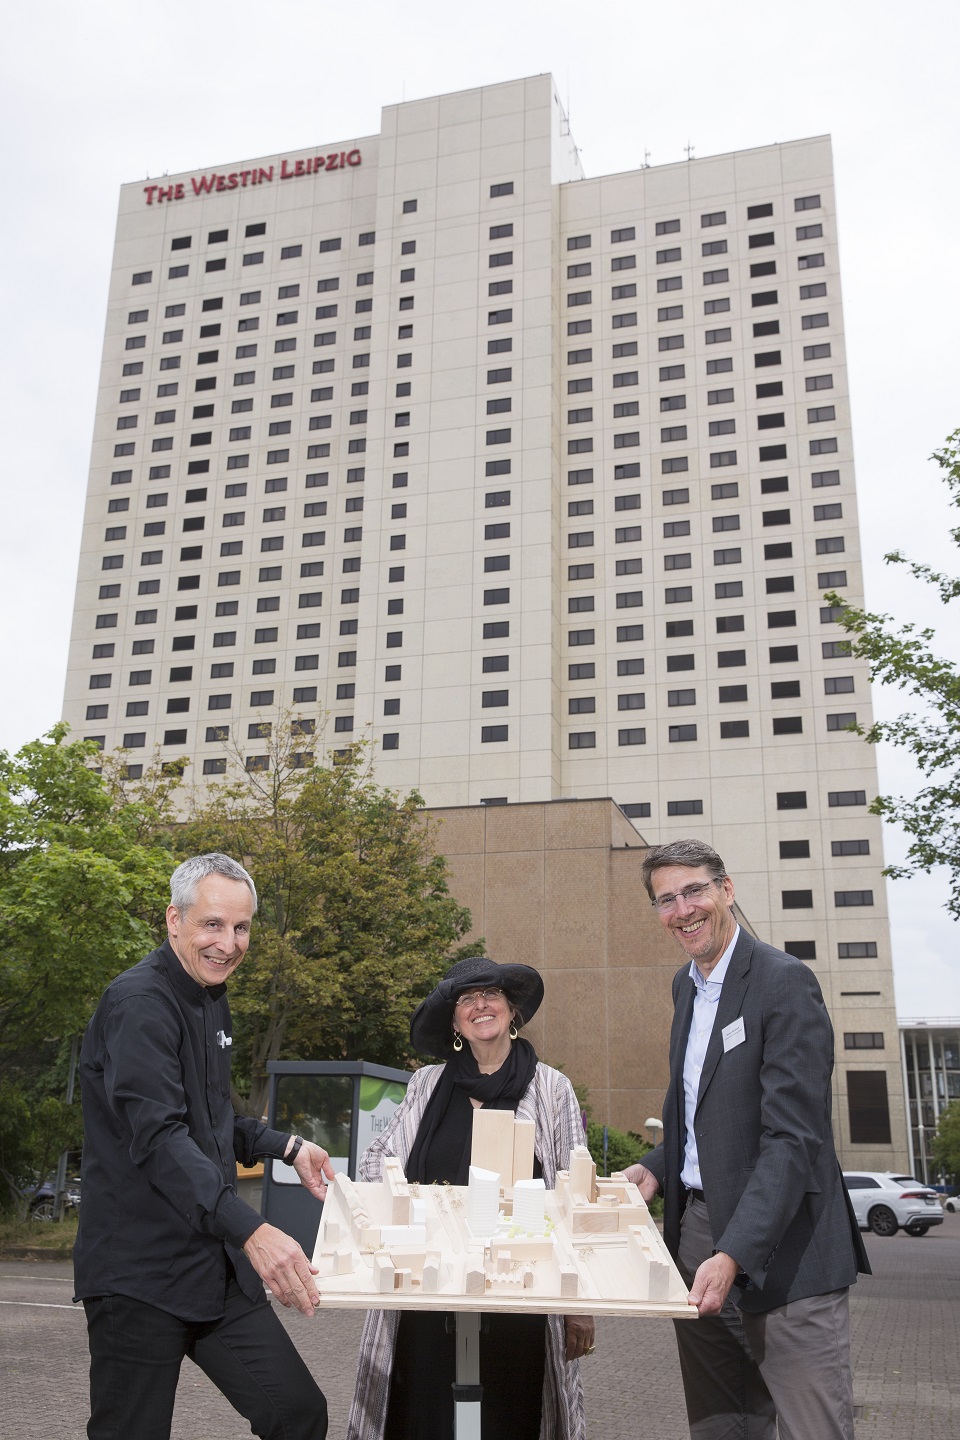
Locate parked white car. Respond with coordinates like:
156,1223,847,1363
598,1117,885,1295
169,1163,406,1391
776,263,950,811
843,1172,944,1237
943,1195,959,1214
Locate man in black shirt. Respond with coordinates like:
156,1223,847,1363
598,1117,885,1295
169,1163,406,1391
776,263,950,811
74,852,331,1439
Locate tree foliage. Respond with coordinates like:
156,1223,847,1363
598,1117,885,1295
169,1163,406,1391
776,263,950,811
0,720,480,1148
0,728,177,1212
932,1099,960,1183
826,429,960,919
585,1121,653,1176
0,727,177,1048
175,718,481,1115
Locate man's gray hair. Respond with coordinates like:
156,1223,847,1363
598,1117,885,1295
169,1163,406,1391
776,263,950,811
640,839,727,900
170,854,258,914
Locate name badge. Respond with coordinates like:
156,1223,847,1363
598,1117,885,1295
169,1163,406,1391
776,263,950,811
722,1016,746,1052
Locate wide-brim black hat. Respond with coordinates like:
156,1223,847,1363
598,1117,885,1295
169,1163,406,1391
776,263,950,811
409,956,544,1059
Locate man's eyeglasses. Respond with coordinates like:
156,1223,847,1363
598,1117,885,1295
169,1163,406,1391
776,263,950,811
650,880,721,913
454,987,505,1009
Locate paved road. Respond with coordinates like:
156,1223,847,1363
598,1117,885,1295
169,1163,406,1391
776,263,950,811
2,1212,958,1438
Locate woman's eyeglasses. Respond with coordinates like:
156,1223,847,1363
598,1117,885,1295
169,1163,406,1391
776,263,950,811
454,987,505,1009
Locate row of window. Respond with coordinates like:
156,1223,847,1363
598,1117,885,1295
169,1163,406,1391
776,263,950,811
564,344,833,386
562,632,851,662
129,184,517,285
550,715,855,745
560,538,849,573
563,198,821,256
564,277,828,318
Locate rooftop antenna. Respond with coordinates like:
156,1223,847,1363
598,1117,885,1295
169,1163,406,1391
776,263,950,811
684,142,695,161
641,149,651,169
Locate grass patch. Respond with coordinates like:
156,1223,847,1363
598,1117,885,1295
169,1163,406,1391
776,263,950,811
0,1211,78,1260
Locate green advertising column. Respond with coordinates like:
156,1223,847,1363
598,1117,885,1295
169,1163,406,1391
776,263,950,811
261,1061,410,1254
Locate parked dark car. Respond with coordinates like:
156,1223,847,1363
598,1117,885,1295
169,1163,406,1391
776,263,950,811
27,1179,81,1221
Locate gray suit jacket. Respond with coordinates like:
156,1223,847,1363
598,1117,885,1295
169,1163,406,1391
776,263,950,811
643,928,870,1312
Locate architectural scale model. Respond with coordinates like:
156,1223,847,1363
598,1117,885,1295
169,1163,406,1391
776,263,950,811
310,1111,693,1318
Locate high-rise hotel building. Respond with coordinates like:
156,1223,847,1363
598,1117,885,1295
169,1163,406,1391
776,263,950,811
63,75,904,1157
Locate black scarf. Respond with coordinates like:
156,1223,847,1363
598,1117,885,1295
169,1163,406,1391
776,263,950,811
405,1037,539,1185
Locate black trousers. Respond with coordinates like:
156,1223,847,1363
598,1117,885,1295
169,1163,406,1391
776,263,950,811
83,1277,327,1440
385,1310,546,1440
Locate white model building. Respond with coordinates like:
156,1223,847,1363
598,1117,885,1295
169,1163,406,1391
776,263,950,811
512,1178,547,1236
467,1165,501,1238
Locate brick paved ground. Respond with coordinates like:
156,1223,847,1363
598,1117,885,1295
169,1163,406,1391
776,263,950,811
2,1211,957,1437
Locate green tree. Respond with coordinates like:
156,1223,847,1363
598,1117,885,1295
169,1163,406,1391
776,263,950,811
177,718,480,1114
0,729,178,1211
585,1122,652,1176
932,1099,960,1184
0,728,177,1048
826,429,960,918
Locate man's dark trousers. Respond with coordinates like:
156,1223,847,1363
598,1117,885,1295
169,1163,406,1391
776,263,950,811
83,1274,327,1440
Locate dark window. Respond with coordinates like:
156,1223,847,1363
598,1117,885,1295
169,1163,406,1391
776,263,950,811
847,1072,891,1145
838,942,878,959
829,790,867,807
844,1033,885,1051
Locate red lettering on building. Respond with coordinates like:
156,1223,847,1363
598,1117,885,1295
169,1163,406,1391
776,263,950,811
147,152,361,203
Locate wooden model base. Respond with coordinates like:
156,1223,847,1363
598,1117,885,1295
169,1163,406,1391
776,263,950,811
311,1149,695,1320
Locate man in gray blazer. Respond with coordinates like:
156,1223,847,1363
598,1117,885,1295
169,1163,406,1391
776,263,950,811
626,839,869,1439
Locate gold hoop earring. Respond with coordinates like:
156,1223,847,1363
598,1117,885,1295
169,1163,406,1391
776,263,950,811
509,1023,518,1040
453,1031,463,1052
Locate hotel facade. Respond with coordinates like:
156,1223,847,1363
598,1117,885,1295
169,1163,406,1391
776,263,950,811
62,75,905,1162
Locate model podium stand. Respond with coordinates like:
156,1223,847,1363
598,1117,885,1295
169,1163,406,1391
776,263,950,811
312,1111,693,1436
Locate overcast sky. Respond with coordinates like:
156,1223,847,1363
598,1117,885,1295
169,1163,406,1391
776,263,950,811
1,0,957,1017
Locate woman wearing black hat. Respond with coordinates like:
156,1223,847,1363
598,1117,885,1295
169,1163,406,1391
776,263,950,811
346,956,592,1440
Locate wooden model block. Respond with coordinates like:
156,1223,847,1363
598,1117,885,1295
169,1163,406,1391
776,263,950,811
628,1229,669,1301
471,1108,515,1186
568,1146,597,1205
571,1206,619,1235
559,1267,579,1298
381,1224,427,1246
489,1235,553,1264
374,1256,395,1294
323,1220,342,1245
512,1118,536,1184
359,1225,381,1249
396,1268,414,1293
383,1157,412,1224
465,1263,486,1296
422,1256,441,1293
333,1246,353,1275
617,1204,649,1233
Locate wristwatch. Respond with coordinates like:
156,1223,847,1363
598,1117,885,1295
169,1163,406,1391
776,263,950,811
285,1135,305,1165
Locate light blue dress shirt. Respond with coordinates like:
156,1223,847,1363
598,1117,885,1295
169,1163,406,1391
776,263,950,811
680,925,740,1191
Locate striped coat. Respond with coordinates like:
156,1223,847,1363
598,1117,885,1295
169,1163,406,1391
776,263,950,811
346,1061,588,1440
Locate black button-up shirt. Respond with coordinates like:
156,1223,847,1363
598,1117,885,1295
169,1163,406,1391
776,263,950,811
73,940,290,1321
